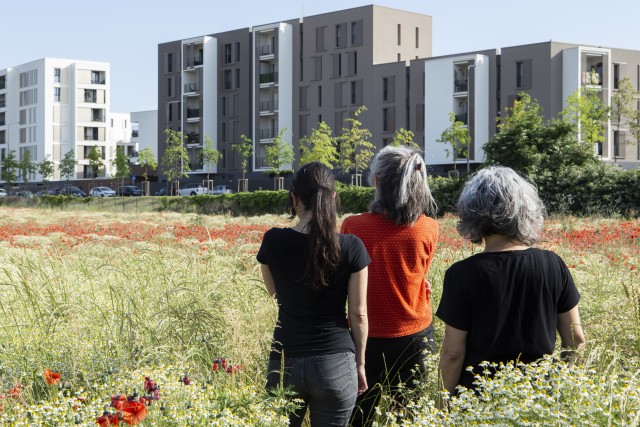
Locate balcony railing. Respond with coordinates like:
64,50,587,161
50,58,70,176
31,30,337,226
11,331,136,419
260,44,274,55
186,108,200,119
186,133,200,144
582,71,602,86
260,100,279,112
91,78,106,85
260,128,275,139
92,114,105,122
131,130,139,138
454,80,468,92
455,113,468,125
184,82,200,93
259,72,277,84
186,56,203,68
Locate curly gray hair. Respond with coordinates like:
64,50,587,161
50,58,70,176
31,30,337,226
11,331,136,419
456,166,545,245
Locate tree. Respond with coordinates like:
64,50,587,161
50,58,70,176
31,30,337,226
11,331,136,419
299,121,338,167
38,155,55,182
337,106,374,185
17,149,36,185
484,93,596,176
390,128,420,150
563,87,610,155
1,150,19,185
611,77,637,161
201,134,222,182
59,150,77,182
112,146,131,180
137,148,157,182
161,129,190,190
265,128,295,178
437,112,472,173
232,134,253,182
86,145,103,178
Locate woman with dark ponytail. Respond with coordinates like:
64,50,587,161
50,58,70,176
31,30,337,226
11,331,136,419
341,146,439,426
257,162,370,426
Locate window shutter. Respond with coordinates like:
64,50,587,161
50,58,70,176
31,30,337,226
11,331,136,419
335,82,343,107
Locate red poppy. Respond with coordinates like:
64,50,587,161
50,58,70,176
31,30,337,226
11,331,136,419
8,384,22,398
43,369,61,385
143,376,157,394
120,400,148,425
226,364,242,374
110,394,127,410
183,376,191,385
95,413,120,426
212,362,219,372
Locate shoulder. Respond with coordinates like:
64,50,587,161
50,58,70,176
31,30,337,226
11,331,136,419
341,213,373,230
415,215,439,237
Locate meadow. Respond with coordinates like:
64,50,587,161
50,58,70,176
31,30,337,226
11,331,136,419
0,207,637,426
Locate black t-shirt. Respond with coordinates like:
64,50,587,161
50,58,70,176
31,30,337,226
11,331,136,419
257,228,370,359
436,248,580,389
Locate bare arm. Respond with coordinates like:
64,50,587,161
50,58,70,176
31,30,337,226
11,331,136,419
260,264,277,298
438,324,467,407
348,267,368,395
558,305,585,360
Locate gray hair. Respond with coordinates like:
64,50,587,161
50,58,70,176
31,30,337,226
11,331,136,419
368,145,437,225
456,166,545,245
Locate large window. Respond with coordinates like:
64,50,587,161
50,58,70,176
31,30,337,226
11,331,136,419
516,62,523,88
54,87,60,102
224,70,232,90
224,44,232,64
54,68,61,83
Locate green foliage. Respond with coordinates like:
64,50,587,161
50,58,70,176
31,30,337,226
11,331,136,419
563,87,610,149
337,186,374,214
264,128,294,176
232,134,253,181
161,129,190,183
37,155,55,182
391,128,420,150
86,145,103,178
59,150,77,181
337,106,374,180
201,134,222,181
2,150,19,185
112,146,131,180
299,121,338,168
484,93,597,176
17,148,36,184
137,147,157,182
437,112,471,172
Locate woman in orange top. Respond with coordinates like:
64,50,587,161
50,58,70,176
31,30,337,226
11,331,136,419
341,145,439,426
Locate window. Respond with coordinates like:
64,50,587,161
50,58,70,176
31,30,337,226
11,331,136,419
168,103,173,121
299,86,308,111
351,82,357,104
383,108,389,131
318,85,322,107
348,52,358,76
313,56,322,80
0,93,4,108
516,62,523,88
0,112,4,126
54,87,60,102
614,131,626,158
335,23,346,48
0,130,5,144
167,53,173,73
222,122,226,142
91,70,105,84
222,96,226,116
0,75,5,90
224,44,232,64
613,63,620,90
236,43,241,62
84,89,97,103
397,53,401,62
316,26,325,51
383,77,389,101
350,20,363,46
167,77,174,97
397,24,401,45
515,60,532,89
415,27,419,48
318,114,322,125
236,69,240,89
54,68,61,83
332,54,342,78
224,70,232,90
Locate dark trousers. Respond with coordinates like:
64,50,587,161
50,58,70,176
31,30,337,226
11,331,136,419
350,325,435,427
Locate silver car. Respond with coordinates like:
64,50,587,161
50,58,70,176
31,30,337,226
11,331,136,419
89,186,116,197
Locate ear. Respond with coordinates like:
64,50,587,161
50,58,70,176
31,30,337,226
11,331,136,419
332,191,336,199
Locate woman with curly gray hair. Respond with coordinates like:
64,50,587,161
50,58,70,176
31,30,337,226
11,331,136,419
436,166,584,396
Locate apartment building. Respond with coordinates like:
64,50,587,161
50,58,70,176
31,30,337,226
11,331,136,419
0,58,130,182
157,5,432,183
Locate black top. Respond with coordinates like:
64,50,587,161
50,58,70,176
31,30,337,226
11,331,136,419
257,228,370,359
436,248,580,389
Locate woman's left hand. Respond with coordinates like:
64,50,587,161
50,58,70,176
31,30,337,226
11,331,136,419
356,365,368,395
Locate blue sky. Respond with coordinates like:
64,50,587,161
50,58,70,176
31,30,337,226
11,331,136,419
2,0,637,113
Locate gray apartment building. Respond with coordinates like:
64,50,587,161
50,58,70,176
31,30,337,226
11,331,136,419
157,6,640,187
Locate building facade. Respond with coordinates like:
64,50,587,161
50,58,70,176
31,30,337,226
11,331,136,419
0,58,131,183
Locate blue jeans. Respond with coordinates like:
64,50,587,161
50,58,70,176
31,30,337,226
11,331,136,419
266,352,358,427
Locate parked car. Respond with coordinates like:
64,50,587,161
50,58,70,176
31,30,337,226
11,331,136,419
179,183,208,196
211,185,234,195
62,186,87,197
89,187,116,197
0,189,7,197
15,191,34,198
117,185,143,196
154,187,168,196
47,187,62,195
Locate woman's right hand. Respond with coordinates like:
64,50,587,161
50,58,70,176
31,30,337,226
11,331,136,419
357,365,368,395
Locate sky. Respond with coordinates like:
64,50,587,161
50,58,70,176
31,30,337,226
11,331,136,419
2,0,638,114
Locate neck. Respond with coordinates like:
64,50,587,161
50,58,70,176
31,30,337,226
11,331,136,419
483,234,529,252
292,210,313,233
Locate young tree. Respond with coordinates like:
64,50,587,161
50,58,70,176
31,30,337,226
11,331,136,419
201,134,222,182
112,146,131,180
338,106,374,185
59,150,77,182
390,128,420,150
611,77,637,161
1,150,19,185
38,155,55,182
86,145,104,178
137,147,157,182
265,128,294,190
437,112,472,173
232,134,253,184
161,129,190,192
563,87,610,155
17,149,36,185
299,121,338,168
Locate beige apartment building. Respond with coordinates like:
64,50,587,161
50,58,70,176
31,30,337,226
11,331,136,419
157,6,640,186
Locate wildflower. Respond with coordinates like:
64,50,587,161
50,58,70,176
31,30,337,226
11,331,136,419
111,394,127,410
8,383,22,398
183,375,191,385
120,400,148,425
44,368,61,385
144,376,157,394
226,364,242,374
95,412,120,426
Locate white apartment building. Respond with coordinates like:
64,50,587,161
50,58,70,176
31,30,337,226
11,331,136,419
0,58,130,182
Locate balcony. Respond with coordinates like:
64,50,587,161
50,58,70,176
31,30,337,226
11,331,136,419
186,108,200,119
184,82,200,93
454,80,468,93
186,132,200,144
260,128,275,140
131,130,139,138
259,72,277,84
582,71,603,87
260,44,274,56
186,56,203,68
259,100,279,113
455,112,468,125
